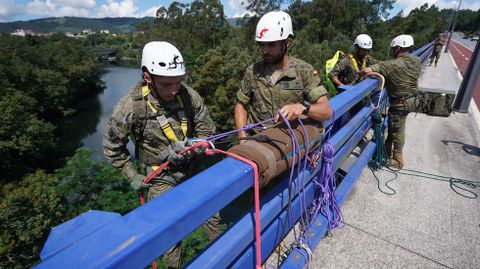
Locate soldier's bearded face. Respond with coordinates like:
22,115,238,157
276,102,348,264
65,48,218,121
151,75,184,102
357,48,369,59
258,41,285,64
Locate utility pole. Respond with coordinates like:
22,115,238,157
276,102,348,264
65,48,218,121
444,0,462,53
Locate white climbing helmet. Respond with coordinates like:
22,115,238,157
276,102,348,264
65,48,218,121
141,41,185,76
255,11,293,42
354,34,373,49
390,34,414,48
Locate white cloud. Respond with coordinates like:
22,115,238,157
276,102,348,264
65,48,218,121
461,1,480,10
49,0,96,9
228,0,254,18
138,5,162,18
97,0,139,17
0,0,23,21
396,0,479,16
25,0,95,18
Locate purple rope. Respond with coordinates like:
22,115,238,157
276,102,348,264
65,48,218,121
297,118,311,238
206,117,275,141
277,111,302,239
305,109,343,229
307,118,344,229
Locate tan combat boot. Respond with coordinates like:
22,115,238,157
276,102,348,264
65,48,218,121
388,149,404,169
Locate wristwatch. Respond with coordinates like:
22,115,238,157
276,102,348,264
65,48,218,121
302,101,311,115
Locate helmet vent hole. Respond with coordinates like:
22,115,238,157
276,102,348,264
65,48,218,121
152,61,154,64
280,27,283,36
159,62,166,67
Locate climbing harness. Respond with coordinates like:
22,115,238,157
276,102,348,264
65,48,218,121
142,85,188,142
349,53,366,72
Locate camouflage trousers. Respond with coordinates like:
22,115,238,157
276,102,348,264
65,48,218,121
386,104,412,151
147,163,222,269
430,51,441,65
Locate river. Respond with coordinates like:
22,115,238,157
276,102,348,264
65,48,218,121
80,66,139,161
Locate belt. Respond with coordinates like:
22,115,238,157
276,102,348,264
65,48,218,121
390,95,415,106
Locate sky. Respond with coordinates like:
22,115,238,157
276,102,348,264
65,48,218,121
0,0,479,22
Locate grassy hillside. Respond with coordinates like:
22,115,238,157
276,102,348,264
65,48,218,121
0,17,155,33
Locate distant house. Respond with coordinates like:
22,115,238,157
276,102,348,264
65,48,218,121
65,32,75,37
82,29,94,35
11,29,34,37
100,29,110,34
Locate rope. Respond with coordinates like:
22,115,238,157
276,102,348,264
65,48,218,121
306,109,344,230
308,140,344,229
374,167,480,199
368,113,388,171
204,148,263,269
290,243,314,269
361,71,479,200
206,117,275,142
277,111,303,243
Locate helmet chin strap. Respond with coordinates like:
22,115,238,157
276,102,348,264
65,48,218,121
143,72,167,102
281,39,290,58
392,47,400,58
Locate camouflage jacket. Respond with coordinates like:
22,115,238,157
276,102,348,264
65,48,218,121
103,80,215,179
433,37,445,53
328,54,377,85
370,54,421,100
237,56,328,124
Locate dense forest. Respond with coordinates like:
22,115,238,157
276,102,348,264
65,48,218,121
1,0,479,268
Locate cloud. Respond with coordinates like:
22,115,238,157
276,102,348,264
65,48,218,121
138,5,162,18
461,1,480,10
396,0,479,16
228,0,254,18
25,0,95,18
0,0,24,21
97,0,139,17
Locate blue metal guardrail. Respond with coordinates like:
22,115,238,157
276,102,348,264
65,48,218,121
35,43,433,269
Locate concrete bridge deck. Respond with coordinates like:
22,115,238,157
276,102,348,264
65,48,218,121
310,51,480,268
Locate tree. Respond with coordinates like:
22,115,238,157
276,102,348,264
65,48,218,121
0,171,66,268
244,0,284,15
0,90,57,181
0,34,103,181
56,148,138,216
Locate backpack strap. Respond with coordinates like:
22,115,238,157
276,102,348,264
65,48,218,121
349,53,366,71
129,85,148,159
178,84,194,138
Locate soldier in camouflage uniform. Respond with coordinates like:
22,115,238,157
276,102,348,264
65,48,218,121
362,35,421,169
103,41,221,269
235,11,333,139
429,35,446,67
329,34,377,88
